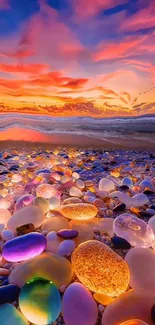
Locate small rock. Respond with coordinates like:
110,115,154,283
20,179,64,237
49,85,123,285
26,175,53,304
57,229,79,239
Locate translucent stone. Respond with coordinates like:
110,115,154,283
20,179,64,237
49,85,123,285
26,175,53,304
110,192,149,208
0,209,11,226
99,178,115,192
11,174,23,183
139,180,154,191
102,290,155,325
148,215,155,234
70,219,98,245
121,177,133,188
34,197,50,214
15,194,34,211
62,283,98,325
60,203,98,220
46,231,62,253
71,240,129,296
0,303,28,325
76,179,85,189
19,277,61,325
2,232,46,262
9,253,73,288
97,218,114,237
63,197,82,205
69,186,83,198
119,321,149,325
57,240,75,256
0,198,11,209
113,213,154,248
7,205,45,232
125,247,155,292
42,216,70,232
93,292,114,306
1,229,14,241
36,184,59,199
49,197,60,210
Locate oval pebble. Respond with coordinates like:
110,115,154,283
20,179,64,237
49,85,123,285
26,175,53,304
62,283,98,325
57,229,78,239
9,253,72,288
46,231,62,253
1,230,14,241
60,203,98,220
99,178,115,192
34,197,50,214
57,240,75,256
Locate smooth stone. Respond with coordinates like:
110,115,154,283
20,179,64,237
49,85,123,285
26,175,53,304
120,321,149,325
34,197,50,214
1,230,14,241
7,205,45,232
72,240,129,296
113,203,126,212
112,236,131,249
2,232,46,262
0,199,11,209
42,217,70,232
132,194,150,207
93,292,114,306
46,231,62,253
0,209,11,226
97,218,114,238
0,268,10,276
69,186,83,198
57,229,78,239
9,253,72,288
121,177,133,188
15,194,34,211
36,183,59,199
99,178,115,192
19,277,61,325
140,180,154,191
0,284,20,304
76,179,85,189
57,240,75,256
70,219,97,245
125,247,155,292
49,197,60,210
62,283,98,325
110,192,149,208
102,290,155,325
148,215,155,234
0,303,28,325
60,203,98,220
113,213,154,248
63,197,82,204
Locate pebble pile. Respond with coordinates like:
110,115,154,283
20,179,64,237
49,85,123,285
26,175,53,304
0,147,155,325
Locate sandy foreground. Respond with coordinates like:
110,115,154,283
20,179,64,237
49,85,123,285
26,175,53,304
0,126,154,149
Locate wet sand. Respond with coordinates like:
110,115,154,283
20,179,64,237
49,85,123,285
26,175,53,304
0,126,154,149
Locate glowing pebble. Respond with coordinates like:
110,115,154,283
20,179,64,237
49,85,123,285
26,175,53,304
49,197,60,210
63,197,82,204
62,283,98,325
71,240,129,296
0,209,11,226
132,194,149,207
36,184,58,199
34,197,50,214
15,194,34,211
0,198,11,209
7,205,45,232
19,277,61,325
42,216,70,232
140,180,154,191
60,203,98,220
102,290,155,325
119,321,149,325
46,231,62,253
9,253,72,288
121,177,133,188
2,232,46,262
11,174,22,183
0,303,28,325
99,178,115,192
113,213,154,248
93,292,114,306
125,247,155,292
69,186,83,198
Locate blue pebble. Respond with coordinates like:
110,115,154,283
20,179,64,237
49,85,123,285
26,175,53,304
0,285,20,304
112,236,131,249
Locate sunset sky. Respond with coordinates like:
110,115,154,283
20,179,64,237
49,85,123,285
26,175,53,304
0,0,155,117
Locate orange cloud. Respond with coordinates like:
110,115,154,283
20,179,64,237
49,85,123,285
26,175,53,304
0,63,49,74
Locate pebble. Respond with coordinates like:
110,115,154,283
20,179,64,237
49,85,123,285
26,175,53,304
0,268,10,276
57,240,75,256
34,196,50,214
60,203,98,220
112,236,131,249
46,231,62,253
0,284,20,304
0,303,28,325
57,229,79,239
113,203,126,212
42,216,70,232
1,230,14,241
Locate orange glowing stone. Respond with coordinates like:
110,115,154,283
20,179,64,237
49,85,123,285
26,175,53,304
71,240,130,296
93,292,114,305
119,320,149,325
60,203,98,220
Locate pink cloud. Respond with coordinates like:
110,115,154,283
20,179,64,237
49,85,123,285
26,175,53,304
71,0,128,20
0,0,10,10
120,1,155,32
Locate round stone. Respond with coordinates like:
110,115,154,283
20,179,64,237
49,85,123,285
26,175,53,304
60,203,98,220
0,198,11,209
1,230,14,241
57,240,75,256
36,184,59,199
113,213,154,248
102,290,155,325
0,284,20,304
9,253,72,288
62,283,98,325
0,303,28,325
93,292,114,306
46,231,62,253
99,178,115,192
57,229,78,239
125,247,155,292
69,186,83,198
121,177,133,188
19,277,61,325
71,240,130,296
34,197,50,214
42,217,70,232
7,205,45,232
2,232,46,262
